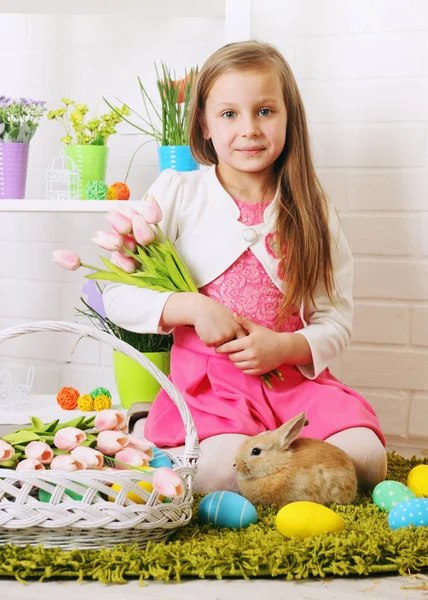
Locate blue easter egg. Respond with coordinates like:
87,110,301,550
388,497,428,530
198,491,258,529
149,447,174,469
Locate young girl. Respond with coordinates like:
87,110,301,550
104,41,387,494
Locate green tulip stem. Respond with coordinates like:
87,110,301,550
154,225,198,294
81,262,104,272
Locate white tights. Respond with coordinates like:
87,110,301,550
133,419,387,494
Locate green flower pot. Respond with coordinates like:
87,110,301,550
65,144,108,200
113,350,171,410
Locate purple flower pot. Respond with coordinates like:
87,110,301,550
0,142,30,199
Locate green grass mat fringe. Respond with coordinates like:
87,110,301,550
1,452,427,583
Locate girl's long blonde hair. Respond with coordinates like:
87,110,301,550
188,41,335,318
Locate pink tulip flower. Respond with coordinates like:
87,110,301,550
115,447,151,468
117,203,139,220
111,250,138,273
25,441,54,464
132,214,155,246
16,458,45,471
52,249,81,271
152,467,185,498
71,446,104,469
94,409,127,432
50,454,86,471
0,440,15,462
96,430,129,455
122,234,137,253
92,230,124,252
127,435,154,460
106,210,133,235
54,427,86,451
142,194,163,225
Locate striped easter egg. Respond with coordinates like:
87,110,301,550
198,491,258,528
149,447,174,469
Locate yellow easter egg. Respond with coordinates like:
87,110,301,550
407,465,428,497
109,467,162,504
276,501,344,539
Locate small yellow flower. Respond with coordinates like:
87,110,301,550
61,97,74,105
47,110,57,120
60,135,73,144
70,110,83,123
74,103,88,114
87,118,101,131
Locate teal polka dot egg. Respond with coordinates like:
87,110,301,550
198,491,258,529
373,480,416,512
149,447,174,469
388,497,428,530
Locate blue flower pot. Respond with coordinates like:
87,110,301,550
158,145,199,172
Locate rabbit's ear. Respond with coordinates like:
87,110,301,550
275,412,307,450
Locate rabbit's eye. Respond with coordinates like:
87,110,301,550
251,447,261,456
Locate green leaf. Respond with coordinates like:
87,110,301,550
2,430,41,445
30,416,45,431
44,419,60,433
86,272,127,283
37,433,55,442
131,272,178,291
99,256,139,285
54,416,86,431
164,253,188,290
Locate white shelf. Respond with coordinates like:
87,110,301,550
0,394,122,427
0,0,225,17
0,200,140,213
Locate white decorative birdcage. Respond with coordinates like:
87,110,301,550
0,366,34,411
45,151,80,200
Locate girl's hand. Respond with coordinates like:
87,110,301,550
193,298,247,347
215,313,290,375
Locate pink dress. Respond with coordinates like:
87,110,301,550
144,200,386,448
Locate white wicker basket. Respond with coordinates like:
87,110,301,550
0,321,199,550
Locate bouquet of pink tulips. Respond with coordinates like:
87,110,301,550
53,194,198,294
53,196,282,388
0,410,185,500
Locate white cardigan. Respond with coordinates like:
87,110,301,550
103,165,354,380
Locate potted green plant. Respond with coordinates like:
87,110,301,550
77,282,173,410
104,62,199,173
0,96,47,199
47,98,130,199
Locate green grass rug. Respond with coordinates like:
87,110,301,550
0,452,427,584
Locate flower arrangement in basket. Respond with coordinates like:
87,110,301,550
53,196,283,387
0,319,198,552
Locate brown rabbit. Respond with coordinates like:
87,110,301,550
234,412,357,508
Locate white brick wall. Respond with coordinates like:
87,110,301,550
255,0,428,454
1,2,427,455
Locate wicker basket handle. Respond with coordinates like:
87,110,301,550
0,321,199,461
